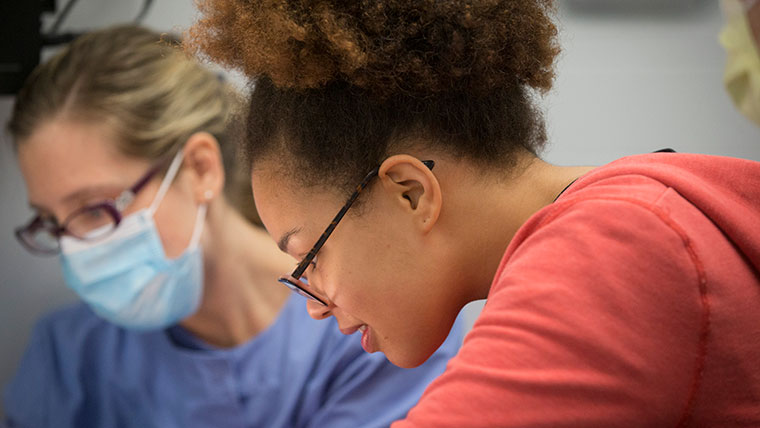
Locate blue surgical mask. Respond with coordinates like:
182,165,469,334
59,151,206,330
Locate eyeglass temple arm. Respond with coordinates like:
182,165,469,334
291,159,434,278
292,167,380,278
114,155,175,210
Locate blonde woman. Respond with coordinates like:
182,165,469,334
3,25,461,428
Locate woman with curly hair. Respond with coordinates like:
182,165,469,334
189,0,760,425
4,24,461,428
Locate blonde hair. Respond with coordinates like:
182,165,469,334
8,24,259,224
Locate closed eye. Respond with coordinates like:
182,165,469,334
39,213,60,228
305,257,318,277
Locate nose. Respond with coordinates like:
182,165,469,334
306,298,333,320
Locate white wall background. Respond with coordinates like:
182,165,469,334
1,0,758,418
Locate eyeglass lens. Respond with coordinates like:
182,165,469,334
19,205,119,254
65,205,118,239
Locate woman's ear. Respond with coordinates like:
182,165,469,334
378,155,442,233
182,132,225,203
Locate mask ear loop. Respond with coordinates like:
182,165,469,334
187,191,213,248
188,204,207,248
148,150,185,216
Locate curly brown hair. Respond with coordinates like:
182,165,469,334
188,0,560,194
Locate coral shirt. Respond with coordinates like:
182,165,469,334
394,153,760,427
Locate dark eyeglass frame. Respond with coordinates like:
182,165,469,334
15,157,173,256
278,159,435,306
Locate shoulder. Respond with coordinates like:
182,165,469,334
4,302,175,426
487,162,706,347
23,302,110,352
3,303,117,426
30,302,125,355
9,301,132,375
36,301,107,333
522,153,704,248
490,159,709,324
5,302,161,395
500,175,698,289
509,152,732,270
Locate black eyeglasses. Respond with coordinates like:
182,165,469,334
278,159,435,306
15,155,176,256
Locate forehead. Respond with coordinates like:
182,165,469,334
20,118,123,167
17,118,148,202
251,167,345,253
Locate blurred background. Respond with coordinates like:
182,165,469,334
0,0,758,417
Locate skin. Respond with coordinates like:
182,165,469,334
253,147,595,368
748,0,760,48
18,116,293,348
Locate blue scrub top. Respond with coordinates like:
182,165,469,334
3,295,462,428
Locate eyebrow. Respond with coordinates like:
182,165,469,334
278,227,302,253
65,186,123,204
29,185,123,215
28,202,52,216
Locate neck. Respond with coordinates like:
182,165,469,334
444,153,595,304
179,200,293,348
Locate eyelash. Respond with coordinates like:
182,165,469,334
39,213,60,227
294,256,318,271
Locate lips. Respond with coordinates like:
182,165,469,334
360,325,375,353
338,323,375,353
339,325,363,336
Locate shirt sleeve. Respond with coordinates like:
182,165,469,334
393,197,706,427
304,317,463,428
3,305,93,428
4,317,55,428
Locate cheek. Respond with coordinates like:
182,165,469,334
151,188,199,259
322,210,421,304
328,229,454,367
325,231,415,319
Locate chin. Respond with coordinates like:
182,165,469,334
385,343,440,369
383,311,459,367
